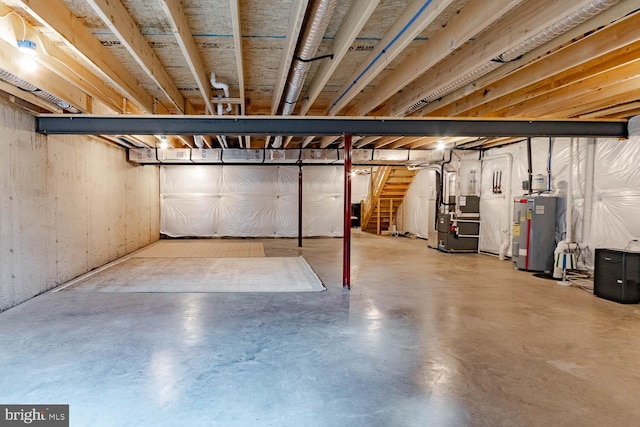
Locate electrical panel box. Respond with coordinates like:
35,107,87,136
594,249,640,304
512,196,556,272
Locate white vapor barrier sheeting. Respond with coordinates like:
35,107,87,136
402,169,436,238
590,137,640,258
161,166,346,237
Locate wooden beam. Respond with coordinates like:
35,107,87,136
373,136,403,149
348,0,524,116
0,4,125,113
417,1,640,118
0,37,90,112
354,136,381,148
387,136,427,149
0,80,60,113
385,0,603,116
432,12,640,118
493,62,640,118
298,0,380,116
229,0,245,114
16,0,155,113
160,0,213,115
579,101,640,119
86,0,185,113
271,0,309,114
327,0,456,116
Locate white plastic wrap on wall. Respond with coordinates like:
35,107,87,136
160,165,345,237
402,169,436,238
589,137,640,258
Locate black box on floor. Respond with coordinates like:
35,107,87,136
594,248,640,304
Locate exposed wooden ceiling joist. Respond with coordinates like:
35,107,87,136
0,4,125,113
384,0,607,116
416,0,640,119
297,0,380,116
428,11,640,118
0,37,89,112
229,0,245,115
327,0,457,116
86,0,186,113
271,0,309,115
159,0,213,115
347,0,525,117
15,0,155,113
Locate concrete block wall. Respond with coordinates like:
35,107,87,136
0,101,160,312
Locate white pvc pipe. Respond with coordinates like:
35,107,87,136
481,153,513,259
210,73,232,112
581,137,596,245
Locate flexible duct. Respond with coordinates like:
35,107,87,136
403,0,620,115
0,67,80,112
282,0,337,116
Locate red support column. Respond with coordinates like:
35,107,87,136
343,134,352,290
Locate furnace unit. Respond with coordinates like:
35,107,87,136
512,196,557,272
437,195,480,253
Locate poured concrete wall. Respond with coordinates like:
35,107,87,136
0,101,159,311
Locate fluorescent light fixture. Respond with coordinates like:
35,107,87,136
17,39,37,56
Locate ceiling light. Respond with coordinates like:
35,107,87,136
19,56,37,72
157,135,168,149
16,39,37,56
436,140,446,151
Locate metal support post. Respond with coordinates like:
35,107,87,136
343,134,352,290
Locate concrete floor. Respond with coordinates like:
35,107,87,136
1,231,639,426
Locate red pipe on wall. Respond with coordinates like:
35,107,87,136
343,134,352,290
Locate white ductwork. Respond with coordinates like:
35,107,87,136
0,67,80,112
402,0,620,115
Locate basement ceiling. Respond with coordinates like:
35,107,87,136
0,0,637,150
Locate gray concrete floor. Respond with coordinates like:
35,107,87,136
1,231,639,426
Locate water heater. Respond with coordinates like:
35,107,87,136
512,196,557,272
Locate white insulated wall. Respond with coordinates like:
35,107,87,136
0,102,160,311
160,165,371,237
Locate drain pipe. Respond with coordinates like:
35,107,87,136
553,138,579,280
481,153,513,260
403,0,620,114
273,0,337,149
210,73,232,112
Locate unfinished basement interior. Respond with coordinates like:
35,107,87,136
1,0,640,425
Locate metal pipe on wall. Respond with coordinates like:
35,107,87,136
343,134,352,290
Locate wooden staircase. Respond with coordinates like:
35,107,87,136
361,166,418,234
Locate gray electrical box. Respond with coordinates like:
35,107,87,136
512,196,557,272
